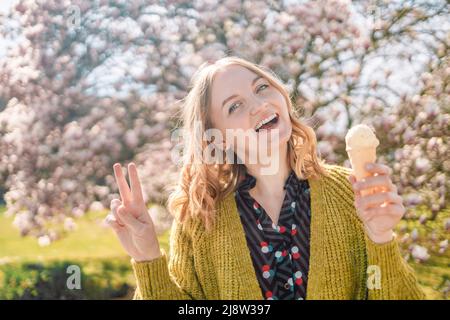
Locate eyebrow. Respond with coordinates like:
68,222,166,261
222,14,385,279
221,75,263,109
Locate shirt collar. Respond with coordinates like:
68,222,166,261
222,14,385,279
237,169,299,192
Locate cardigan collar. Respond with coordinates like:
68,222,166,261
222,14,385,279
213,171,323,299
237,169,300,193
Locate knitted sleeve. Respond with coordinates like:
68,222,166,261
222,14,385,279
131,218,205,300
364,233,426,299
329,165,426,300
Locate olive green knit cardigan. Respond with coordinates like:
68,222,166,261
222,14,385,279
131,165,425,300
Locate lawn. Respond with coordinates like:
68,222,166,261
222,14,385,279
0,206,170,263
0,205,448,299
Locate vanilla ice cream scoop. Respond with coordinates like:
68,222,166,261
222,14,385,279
345,124,379,151
345,124,380,196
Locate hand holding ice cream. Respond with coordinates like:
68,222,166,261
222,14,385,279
345,124,405,244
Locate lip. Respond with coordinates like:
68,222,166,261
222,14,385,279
255,113,279,132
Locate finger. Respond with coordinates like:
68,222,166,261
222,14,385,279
347,174,356,185
348,174,362,197
104,214,123,231
365,163,392,176
105,214,141,258
353,174,395,193
117,206,146,236
362,204,405,221
372,183,397,195
356,191,403,211
128,162,145,204
110,198,121,211
110,200,125,226
113,163,132,205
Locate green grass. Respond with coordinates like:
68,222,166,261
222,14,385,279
0,206,170,264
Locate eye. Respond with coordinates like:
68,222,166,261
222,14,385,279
228,102,241,114
257,84,268,92
227,84,268,115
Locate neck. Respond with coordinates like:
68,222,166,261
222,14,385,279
245,142,291,197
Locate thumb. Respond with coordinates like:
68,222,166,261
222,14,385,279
117,206,147,236
348,174,356,185
348,174,362,197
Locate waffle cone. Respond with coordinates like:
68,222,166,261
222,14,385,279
347,147,377,196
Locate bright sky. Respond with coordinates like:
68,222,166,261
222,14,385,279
0,0,13,57
0,0,15,56
0,0,14,14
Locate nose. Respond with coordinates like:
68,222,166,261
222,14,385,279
249,98,269,116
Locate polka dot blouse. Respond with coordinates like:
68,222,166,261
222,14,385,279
235,170,311,300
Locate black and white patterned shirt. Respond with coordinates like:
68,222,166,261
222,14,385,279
234,170,311,300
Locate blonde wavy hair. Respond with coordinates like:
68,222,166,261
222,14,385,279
167,56,329,229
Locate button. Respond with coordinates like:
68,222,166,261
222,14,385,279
284,282,290,290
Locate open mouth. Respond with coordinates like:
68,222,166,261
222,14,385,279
255,113,279,133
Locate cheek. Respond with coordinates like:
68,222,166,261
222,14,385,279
266,90,288,111
225,115,253,131
277,97,290,114
210,111,231,132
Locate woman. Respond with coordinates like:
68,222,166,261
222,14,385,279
105,56,425,300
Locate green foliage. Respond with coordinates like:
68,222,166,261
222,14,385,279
0,258,133,300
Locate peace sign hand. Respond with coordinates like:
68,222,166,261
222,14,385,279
105,162,161,262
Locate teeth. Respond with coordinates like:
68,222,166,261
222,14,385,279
255,114,277,131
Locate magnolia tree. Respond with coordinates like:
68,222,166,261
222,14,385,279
0,0,184,240
370,57,449,264
0,0,448,257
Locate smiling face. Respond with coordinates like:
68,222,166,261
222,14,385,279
209,64,292,164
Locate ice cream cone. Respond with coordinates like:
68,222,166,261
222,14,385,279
347,147,377,196
345,124,380,197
